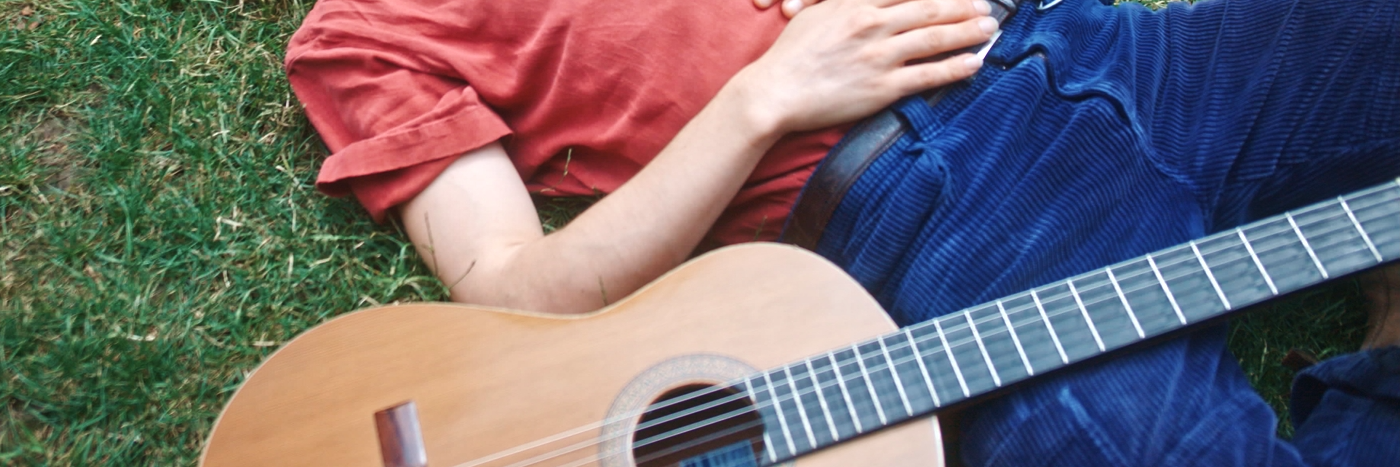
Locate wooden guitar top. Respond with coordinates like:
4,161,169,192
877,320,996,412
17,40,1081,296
201,243,944,466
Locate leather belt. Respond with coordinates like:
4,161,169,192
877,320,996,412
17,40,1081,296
781,0,1021,250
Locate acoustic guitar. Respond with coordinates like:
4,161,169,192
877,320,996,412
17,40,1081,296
200,178,1399,467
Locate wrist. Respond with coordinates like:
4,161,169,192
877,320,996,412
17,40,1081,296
716,67,789,144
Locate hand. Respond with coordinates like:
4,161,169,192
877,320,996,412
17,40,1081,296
755,0,824,18
732,0,997,134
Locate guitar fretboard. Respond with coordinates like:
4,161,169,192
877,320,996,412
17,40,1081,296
738,178,1400,464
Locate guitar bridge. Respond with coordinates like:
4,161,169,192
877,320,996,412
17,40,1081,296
375,401,428,467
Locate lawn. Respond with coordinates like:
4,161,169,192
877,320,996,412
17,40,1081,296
0,0,1372,464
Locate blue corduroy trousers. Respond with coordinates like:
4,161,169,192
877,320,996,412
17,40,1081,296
808,0,1400,464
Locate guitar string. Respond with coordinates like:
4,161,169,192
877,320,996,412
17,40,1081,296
592,187,1400,466
521,414,774,467
463,185,1400,467
629,422,771,467
616,186,1400,452
450,184,1398,467
579,423,773,467
641,219,1395,458
559,199,1382,467
920,185,1400,345
606,241,1393,467
532,420,774,467
453,186,1398,467
460,188,1398,467
615,189,1400,462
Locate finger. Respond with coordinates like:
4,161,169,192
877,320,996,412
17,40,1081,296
869,0,941,9
754,0,776,9
887,16,998,64
882,0,988,34
780,0,824,17
889,53,984,94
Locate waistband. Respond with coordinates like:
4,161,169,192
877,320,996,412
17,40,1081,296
781,0,1024,250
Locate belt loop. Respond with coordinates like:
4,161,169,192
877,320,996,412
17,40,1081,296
894,97,942,145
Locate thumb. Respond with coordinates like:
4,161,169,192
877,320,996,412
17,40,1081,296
781,0,824,17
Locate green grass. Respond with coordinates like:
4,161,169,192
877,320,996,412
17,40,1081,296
0,0,1370,464
1227,280,1369,439
1,1,444,463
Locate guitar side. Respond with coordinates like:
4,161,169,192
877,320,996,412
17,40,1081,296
201,243,944,466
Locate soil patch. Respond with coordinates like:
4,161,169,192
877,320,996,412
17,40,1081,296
20,113,88,192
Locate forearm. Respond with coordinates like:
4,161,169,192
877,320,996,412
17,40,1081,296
499,79,784,312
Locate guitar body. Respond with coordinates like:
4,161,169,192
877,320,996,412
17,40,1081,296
201,244,944,466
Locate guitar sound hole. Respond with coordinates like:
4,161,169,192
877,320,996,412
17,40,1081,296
632,384,765,467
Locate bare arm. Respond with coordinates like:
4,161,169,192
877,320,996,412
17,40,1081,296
402,0,998,314
401,92,783,313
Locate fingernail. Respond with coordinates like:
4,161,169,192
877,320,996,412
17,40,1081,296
964,55,984,70
974,0,991,15
755,0,773,8
978,17,999,34
783,0,803,15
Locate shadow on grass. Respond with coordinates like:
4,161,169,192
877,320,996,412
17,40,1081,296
1227,278,1368,438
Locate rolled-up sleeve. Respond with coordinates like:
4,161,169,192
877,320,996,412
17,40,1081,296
286,15,512,221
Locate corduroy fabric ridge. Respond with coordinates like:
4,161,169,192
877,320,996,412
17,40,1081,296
809,0,1400,464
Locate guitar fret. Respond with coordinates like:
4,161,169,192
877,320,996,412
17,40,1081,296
742,378,780,464
903,328,942,406
827,351,864,434
932,318,971,397
876,336,915,416
722,180,1398,451
963,311,1002,386
1340,196,1384,262
803,359,840,442
1189,240,1232,310
1030,289,1070,364
782,366,818,450
1287,212,1330,279
730,183,1400,461
1066,279,1106,352
761,371,798,456
996,299,1035,375
1104,267,1146,338
850,344,889,426
1146,253,1188,324
1237,228,1279,295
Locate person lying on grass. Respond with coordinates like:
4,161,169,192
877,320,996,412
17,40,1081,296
284,0,1400,464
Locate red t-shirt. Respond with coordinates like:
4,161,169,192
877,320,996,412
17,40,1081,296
286,0,846,247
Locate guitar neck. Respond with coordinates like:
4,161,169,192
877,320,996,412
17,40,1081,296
739,178,1400,464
